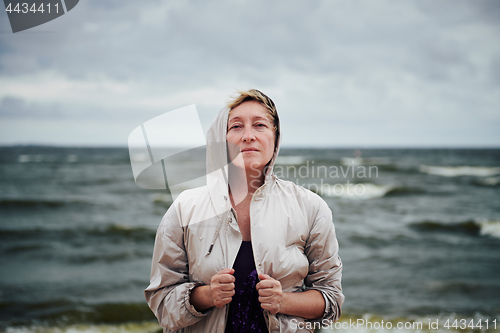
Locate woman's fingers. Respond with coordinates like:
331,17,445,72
256,273,283,314
210,268,236,308
218,268,235,275
219,282,235,291
256,287,274,297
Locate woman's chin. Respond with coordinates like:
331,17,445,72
229,155,267,175
244,161,266,174
229,162,263,173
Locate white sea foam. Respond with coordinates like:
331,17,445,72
17,154,57,163
18,155,30,163
18,154,44,163
320,183,393,200
419,165,500,177
66,154,78,163
476,177,500,186
341,157,391,166
341,157,363,166
478,220,500,239
275,156,306,165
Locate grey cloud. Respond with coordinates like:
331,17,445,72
1,0,497,83
0,96,133,121
0,96,64,119
0,0,498,146
415,0,500,26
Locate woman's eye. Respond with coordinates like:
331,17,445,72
255,123,266,128
230,124,241,130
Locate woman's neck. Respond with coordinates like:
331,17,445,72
228,163,265,204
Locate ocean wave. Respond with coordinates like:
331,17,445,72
68,249,153,264
340,157,413,175
275,155,306,165
419,165,500,177
0,224,157,243
425,280,492,294
150,193,173,206
348,234,412,249
1,302,157,332
0,198,93,209
478,220,500,239
17,154,46,163
0,198,66,208
2,243,152,263
70,177,122,186
409,219,500,239
101,224,157,240
17,154,79,163
341,157,391,166
474,176,500,187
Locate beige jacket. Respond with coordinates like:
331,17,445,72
145,106,344,332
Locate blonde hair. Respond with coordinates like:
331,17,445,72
226,89,280,145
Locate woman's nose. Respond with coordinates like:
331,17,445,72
242,126,256,141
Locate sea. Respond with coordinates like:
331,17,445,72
1,146,499,333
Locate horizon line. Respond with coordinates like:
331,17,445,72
1,143,499,150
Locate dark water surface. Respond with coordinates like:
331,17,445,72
1,146,499,332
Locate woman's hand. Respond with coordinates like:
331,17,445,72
210,268,236,308
256,274,326,319
256,273,283,314
190,268,235,312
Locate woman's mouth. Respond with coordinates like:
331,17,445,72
241,148,259,153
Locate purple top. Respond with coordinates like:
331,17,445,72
225,241,267,332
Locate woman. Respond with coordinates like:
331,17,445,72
145,89,344,332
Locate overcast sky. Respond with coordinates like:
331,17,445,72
0,0,499,147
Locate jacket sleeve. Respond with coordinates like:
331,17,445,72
144,201,210,331
303,198,344,324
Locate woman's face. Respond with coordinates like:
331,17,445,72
227,100,276,174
